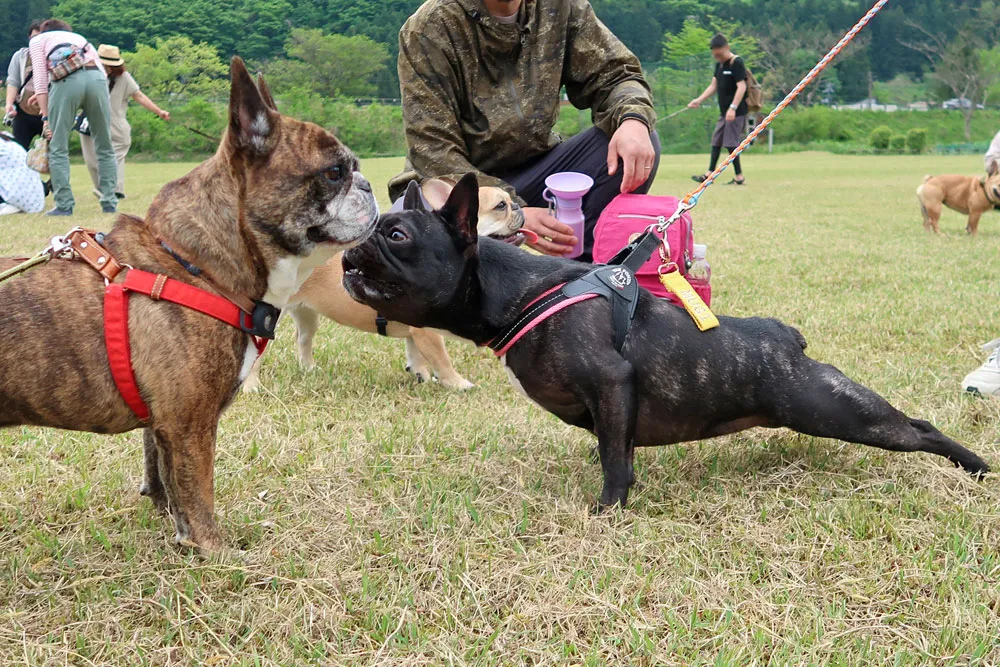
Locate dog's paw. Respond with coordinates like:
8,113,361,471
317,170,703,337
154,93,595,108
242,378,262,394
298,356,316,371
440,377,475,391
405,364,432,384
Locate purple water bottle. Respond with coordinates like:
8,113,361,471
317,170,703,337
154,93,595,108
543,172,593,259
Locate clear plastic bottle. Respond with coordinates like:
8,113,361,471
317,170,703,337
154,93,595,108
689,244,711,284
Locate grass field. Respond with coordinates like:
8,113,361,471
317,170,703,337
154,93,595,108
1,152,999,665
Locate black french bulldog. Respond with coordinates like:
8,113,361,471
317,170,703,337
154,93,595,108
343,173,989,510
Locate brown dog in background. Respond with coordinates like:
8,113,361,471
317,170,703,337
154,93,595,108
917,161,1000,234
0,59,378,551
243,179,527,392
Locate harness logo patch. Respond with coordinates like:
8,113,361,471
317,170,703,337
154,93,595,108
608,267,632,290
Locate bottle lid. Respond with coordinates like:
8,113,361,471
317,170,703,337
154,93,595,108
693,243,707,259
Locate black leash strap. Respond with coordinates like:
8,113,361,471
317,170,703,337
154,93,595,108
179,123,219,144
606,231,661,272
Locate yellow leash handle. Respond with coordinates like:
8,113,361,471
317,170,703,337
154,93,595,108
658,268,719,332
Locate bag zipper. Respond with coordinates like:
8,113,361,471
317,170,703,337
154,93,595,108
617,213,667,225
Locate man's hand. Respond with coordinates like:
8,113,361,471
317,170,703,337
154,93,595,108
4,103,15,118
688,99,702,109
608,119,656,194
43,120,52,140
523,207,578,256
725,108,736,122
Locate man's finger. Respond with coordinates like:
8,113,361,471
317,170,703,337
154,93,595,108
621,152,638,193
530,236,574,256
607,140,619,176
539,216,576,237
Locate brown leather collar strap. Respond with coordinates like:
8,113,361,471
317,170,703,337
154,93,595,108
66,229,124,282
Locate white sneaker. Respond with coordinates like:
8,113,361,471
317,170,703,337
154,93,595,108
962,339,1000,397
0,203,22,215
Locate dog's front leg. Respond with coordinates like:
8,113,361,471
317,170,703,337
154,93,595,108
153,425,224,551
966,211,983,236
588,360,638,511
140,428,169,514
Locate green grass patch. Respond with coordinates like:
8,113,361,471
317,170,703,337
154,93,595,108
1,153,999,664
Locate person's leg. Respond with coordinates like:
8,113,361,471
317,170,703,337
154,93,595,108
11,109,43,151
492,126,661,260
79,71,119,211
47,77,85,212
79,134,100,191
707,146,722,171
114,143,129,196
725,148,743,178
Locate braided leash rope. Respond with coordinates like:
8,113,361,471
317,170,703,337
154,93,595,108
654,0,891,233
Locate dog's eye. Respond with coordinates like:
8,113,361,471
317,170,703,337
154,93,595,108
494,201,507,211
389,228,408,242
322,166,344,183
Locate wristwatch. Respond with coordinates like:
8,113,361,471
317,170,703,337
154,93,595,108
729,104,737,111
41,115,49,122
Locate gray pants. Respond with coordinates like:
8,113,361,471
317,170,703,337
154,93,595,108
48,68,117,211
81,133,128,196
492,127,661,261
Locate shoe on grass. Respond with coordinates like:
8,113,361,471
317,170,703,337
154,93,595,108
46,207,73,216
962,339,1000,397
726,178,746,186
691,174,708,183
0,203,23,215
101,204,117,214
115,192,126,200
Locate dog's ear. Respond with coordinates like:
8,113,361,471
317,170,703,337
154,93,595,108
990,160,999,177
421,178,453,210
441,172,479,245
403,180,426,211
228,57,279,156
255,73,278,111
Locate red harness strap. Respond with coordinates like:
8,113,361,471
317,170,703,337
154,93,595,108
104,268,269,423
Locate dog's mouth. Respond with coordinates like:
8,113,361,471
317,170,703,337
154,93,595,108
342,251,397,303
494,229,539,246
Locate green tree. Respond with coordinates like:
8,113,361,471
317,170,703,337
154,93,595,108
269,29,389,99
126,36,228,100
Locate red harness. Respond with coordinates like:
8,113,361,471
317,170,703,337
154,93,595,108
64,229,273,423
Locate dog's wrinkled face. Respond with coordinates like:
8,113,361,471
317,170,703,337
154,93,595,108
226,60,379,259
421,178,525,240
342,174,481,328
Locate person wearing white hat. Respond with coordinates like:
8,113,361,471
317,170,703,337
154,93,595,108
79,44,169,199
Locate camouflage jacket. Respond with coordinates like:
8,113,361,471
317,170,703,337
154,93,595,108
388,0,656,203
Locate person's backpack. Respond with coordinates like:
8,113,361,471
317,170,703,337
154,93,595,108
733,55,764,113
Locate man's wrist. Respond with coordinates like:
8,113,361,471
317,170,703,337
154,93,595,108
619,113,650,130
728,104,737,111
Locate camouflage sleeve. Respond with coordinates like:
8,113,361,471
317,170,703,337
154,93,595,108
390,23,524,204
562,0,657,137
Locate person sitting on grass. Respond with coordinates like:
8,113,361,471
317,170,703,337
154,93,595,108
688,33,748,186
388,0,661,261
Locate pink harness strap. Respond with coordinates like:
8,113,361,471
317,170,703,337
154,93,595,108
488,282,600,357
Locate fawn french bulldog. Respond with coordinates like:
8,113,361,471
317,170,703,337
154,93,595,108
343,174,988,511
917,160,1000,234
0,58,378,551
243,178,529,392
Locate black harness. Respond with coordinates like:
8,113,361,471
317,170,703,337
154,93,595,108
488,231,661,355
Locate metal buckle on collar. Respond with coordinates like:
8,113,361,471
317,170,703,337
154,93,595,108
239,301,281,339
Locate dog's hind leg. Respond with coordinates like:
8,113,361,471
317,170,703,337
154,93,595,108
290,305,321,370
772,361,989,475
410,327,473,391
152,425,225,551
139,428,168,514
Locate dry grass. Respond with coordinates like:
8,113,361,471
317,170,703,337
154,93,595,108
1,152,999,665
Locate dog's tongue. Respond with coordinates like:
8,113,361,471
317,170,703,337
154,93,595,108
515,229,539,245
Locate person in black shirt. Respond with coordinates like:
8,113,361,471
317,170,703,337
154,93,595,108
688,33,748,185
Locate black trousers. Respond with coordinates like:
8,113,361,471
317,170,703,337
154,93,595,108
12,104,44,151
492,127,661,261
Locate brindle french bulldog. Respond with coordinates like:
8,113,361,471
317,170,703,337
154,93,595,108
343,173,988,511
0,58,378,551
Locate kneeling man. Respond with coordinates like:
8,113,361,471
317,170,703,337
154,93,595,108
389,0,660,260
